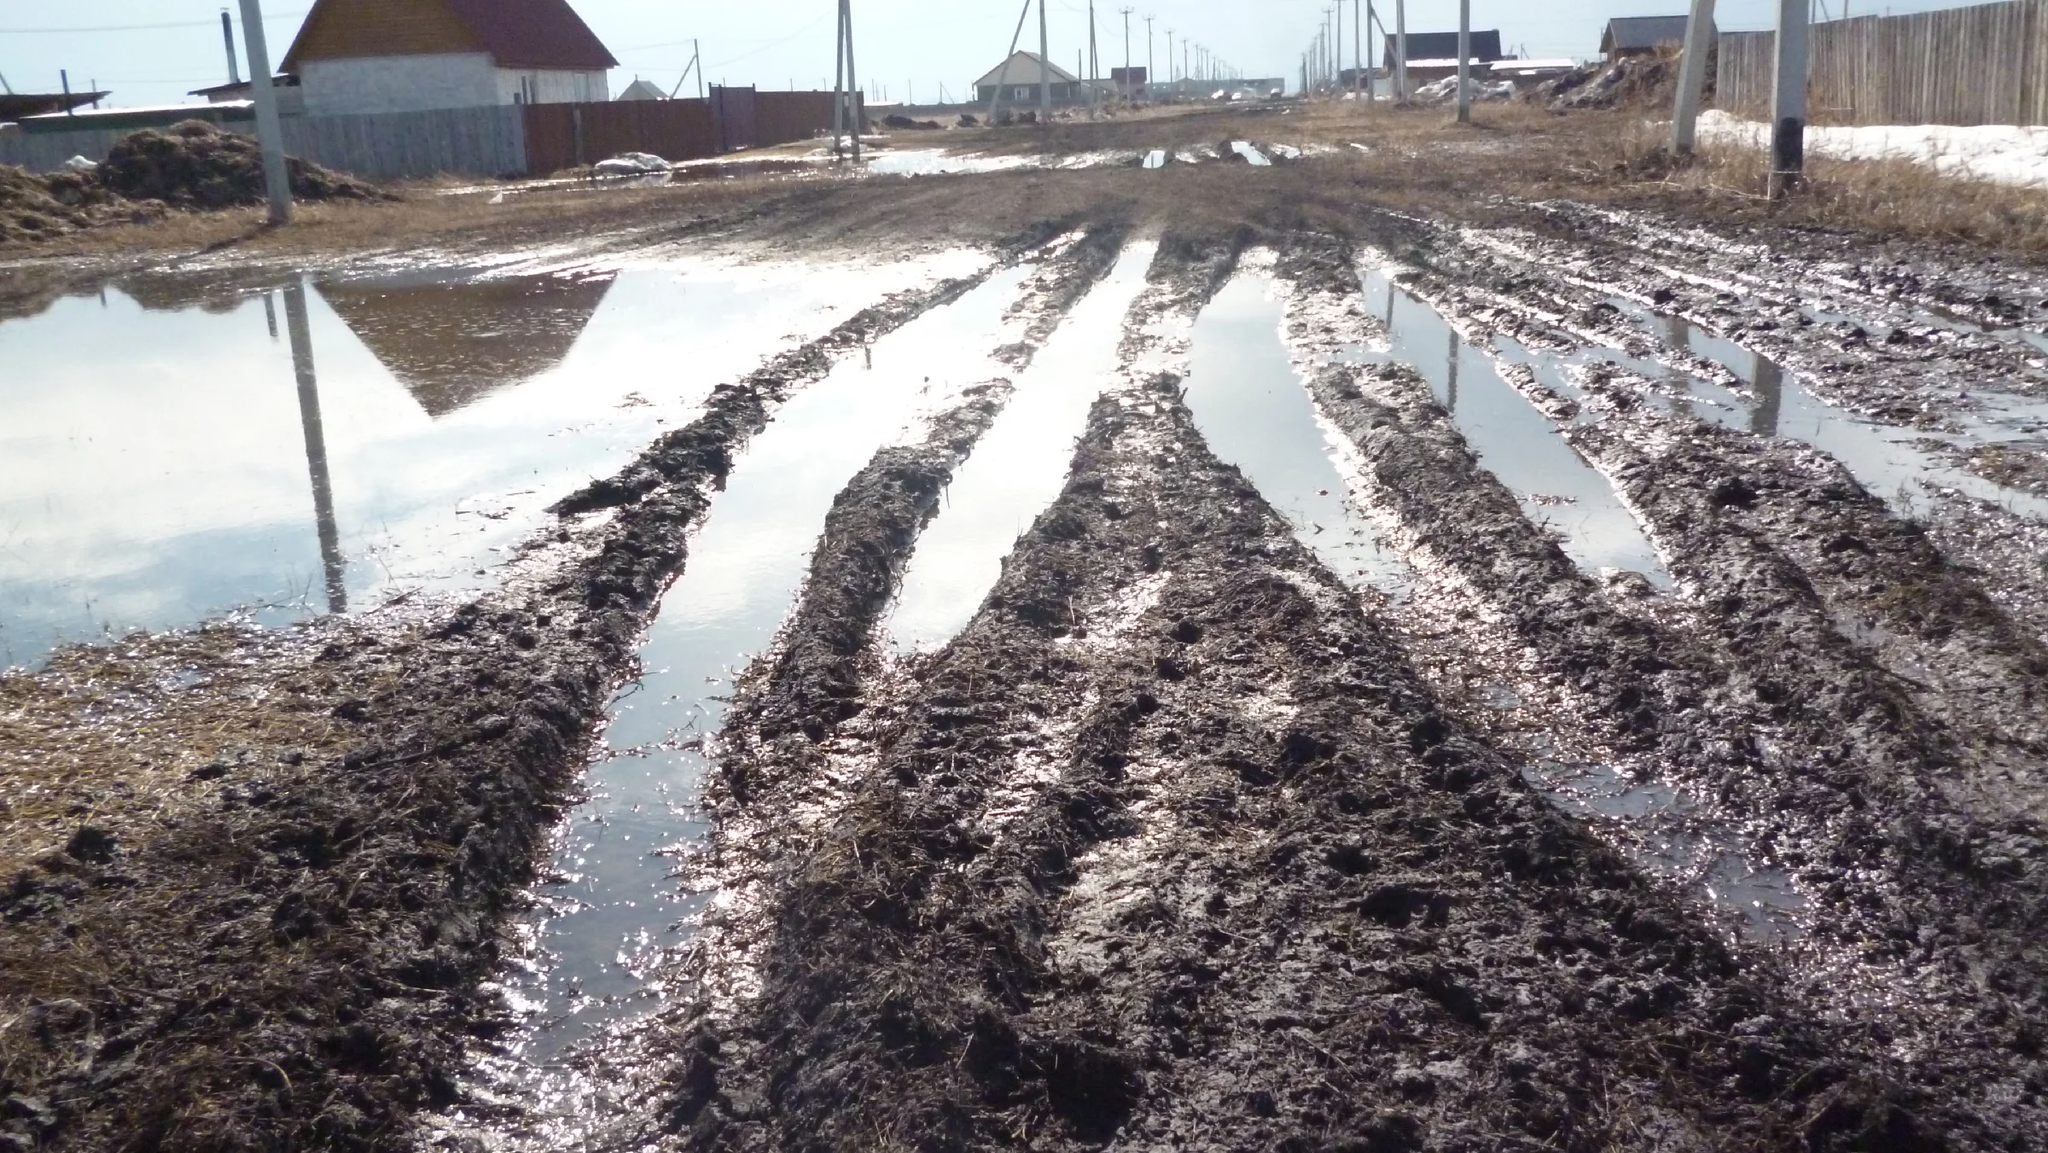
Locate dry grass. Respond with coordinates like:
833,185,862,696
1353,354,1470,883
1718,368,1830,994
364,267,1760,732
1555,111,2048,252
0,625,367,879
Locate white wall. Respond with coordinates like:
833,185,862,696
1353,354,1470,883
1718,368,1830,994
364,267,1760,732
495,69,612,106
301,53,498,115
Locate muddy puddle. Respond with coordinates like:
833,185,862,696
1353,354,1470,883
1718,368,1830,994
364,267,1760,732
1184,273,1412,598
1521,759,1806,941
885,241,1158,649
0,255,979,669
1354,270,1675,588
495,264,1037,1080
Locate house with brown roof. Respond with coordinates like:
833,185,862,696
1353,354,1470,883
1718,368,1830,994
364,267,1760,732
280,0,618,116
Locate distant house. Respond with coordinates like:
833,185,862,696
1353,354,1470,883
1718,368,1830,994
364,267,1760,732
616,78,668,102
279,0,618,117
1601,15,1709,61
1384,30,1506,72
974,52,1088,107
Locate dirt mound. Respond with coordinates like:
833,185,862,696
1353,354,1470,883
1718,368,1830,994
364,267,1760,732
98,120,386,210
0,165,162,244
882,114,942,131
1537,53,1683,112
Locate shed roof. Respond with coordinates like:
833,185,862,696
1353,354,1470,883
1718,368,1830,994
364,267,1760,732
1385,30,1505,69
973,51,1081,90
281,0,617,72
1601,15,1708,53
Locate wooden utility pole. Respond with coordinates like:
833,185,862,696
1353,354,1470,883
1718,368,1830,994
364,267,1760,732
1669,0,1718,154
1769,0,1808,197
235,0,291,225
986,0,1033,126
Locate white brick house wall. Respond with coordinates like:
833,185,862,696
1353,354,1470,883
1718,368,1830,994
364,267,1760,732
495,69,611,105
301,54,499,115
300,53,611,115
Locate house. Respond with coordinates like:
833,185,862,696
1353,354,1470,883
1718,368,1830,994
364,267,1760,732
616,78,668,102
973,52,1088,107
1601,15,1709,61
1383,30,1505,72
279,0,618,117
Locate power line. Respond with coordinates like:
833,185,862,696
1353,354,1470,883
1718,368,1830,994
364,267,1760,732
0,13,308,34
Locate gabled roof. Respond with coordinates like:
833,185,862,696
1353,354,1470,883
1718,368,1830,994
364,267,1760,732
281,0,617,73
1602,15,1708,53
974,51,1081,90
1384,30,1505,68
617,78,668,101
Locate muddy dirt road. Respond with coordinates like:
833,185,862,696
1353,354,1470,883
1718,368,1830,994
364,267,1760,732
2,108,2046,1152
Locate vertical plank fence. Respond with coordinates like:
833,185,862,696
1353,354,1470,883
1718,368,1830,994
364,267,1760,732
1717,0,2048,125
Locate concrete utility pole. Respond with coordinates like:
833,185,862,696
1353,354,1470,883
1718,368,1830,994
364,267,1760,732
844,0,863,161
1039,0,1052,123
1088,0,1099,87
1394,0,1408,103
1145,15,1155,98
220,10,241,84
1769,0,1808,196
1669,0,1717,154
282,282,346,614
1166,29,1174,89
235,0,291,225
1356,0,1365,97
1334,4,1342,96
1121,8,1133,101
1456,0,1471,123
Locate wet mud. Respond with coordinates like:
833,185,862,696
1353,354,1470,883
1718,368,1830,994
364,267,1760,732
0,226,1066,1152
6,128,2048,1153
638,235,1989,1151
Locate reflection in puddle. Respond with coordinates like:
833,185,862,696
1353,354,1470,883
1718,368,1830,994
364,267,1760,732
886,241,1159,650
1184,274,1412,598
1355,271,1675,589
1632,309,2048,522
1522,760,1806,942
0,256,974,667
503,265,1035,1073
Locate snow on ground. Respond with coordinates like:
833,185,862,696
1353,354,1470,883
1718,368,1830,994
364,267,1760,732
1696,110,2048,188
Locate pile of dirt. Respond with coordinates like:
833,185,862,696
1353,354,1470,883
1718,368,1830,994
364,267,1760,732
882,114,943,131
97,121,386,210
0,165,161,243
1534,53,1683,112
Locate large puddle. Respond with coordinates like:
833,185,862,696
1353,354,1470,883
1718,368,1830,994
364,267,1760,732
1183,274,1412,598
500,264,1035,1073
885,241,1159,649
1355,270,1675,588
0,256,979,669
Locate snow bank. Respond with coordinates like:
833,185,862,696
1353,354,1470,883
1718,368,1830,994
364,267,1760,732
1695,111,2048,188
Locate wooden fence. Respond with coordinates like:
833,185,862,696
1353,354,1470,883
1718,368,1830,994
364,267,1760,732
1718,0,2048,126
281,106,525,181
522,100,717,174
2,90,844,180
0,105,525,180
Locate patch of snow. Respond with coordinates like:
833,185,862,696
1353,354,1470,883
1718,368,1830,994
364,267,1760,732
1229,141,1272,167
1695,111,2048,188
594,152,671,176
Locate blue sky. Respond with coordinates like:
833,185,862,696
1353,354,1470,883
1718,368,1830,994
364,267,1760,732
0,0,1979,108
